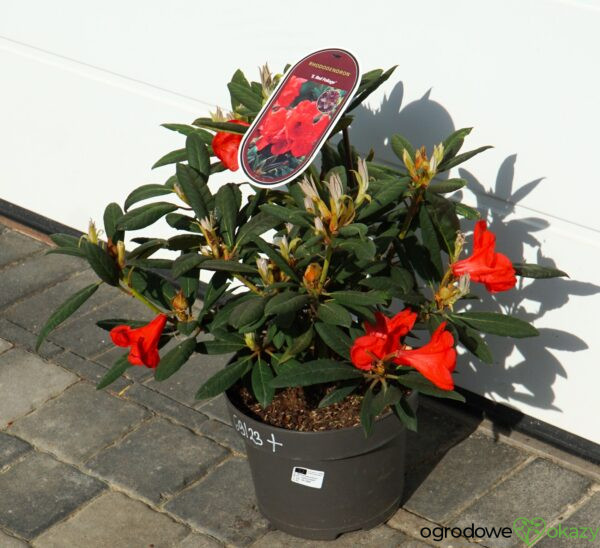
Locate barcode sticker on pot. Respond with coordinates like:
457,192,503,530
291,467,325,489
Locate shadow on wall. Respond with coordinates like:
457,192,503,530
349,81,599,413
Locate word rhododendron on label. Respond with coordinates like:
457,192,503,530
37,62,567,435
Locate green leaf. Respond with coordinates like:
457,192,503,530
449,312,539,338
127,238,167,260
117,202,178,231
337,238,376,261
215,184,242,248
152,148,187,169
269,359,362,388
46,247,86,259
396,372,465,401
260,204,312,228
347,66,396,112
230,297,266,329
441,127,472,164
329,290,387,307
192,118,248,134
172,253,205,278
317,302,352,327
200,271,229,313
36,283,100,350
318,384,358,408
251,358,274,407
360,387,376,436
124,184,172,211
251,236,299,282
357,178,409,220
103,202,124,241
390,134,415,162
265,293,310,317
235,212,280,246
452,321,494,364
186,133,210,178
394,396,417,432
227,81,263,113
195,356,252,399
176,163,209,220
166,213,201,233
167,234,203,251
83,242,120,286
97,354,130,390
201,259,256,274
280,327,314,363
154,337,197,381
314,323,352,360
439,146,493,171
161,123,214,145
513,263,568,279
196,338,245,354
96,318,149,331
454,202,481,219
428,179,467,194
372,385,403,416
50,233,80,249
419,205,443,278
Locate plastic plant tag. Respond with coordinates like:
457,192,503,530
238,48,360,188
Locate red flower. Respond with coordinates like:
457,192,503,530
394,322,457,391
275,76,306,108
451,220,516,292
212,120,250,171
110,314,167,368
350,310,417,371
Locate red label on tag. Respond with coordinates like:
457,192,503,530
238,49,360,188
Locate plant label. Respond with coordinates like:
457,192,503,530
291,466,325,489
238,48,360,188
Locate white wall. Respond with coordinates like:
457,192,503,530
1,0,598,443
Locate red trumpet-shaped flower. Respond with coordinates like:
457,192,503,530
451,220,516,292
212,120,250,171
393,322,457,391
110,314,167,368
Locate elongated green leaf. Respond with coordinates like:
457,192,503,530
347,65,396,112
127,238,167,260
152,148,187,169
396,372,465,401
166,213,201,233
201,259,256,274
97,354,130,390
419,205,443,278
167,234,203,251
235,212,280,246
318,383,358,408
176,163,209,220
439,146,493,171
161,124,214,145
452,321,494,364
172,253,205,278
265,293,310,317
192,118,248,134
228,81,263,113
314,323,352,360
50,233,80,248
36,283,100,350
390,134,415,163
394,397,417,432
200,271,229,314
449,312,539,338
46,247,86,259
96,318,149,331
117,202,178,231
83,242,119,286
215,184,241,248
280,327,314,363
513,263,568,279
260,204,312,228
360,387,376,436
317,302,352,327
252,358,274,407
230,297,266,329
329,290,387,307
357,178,410,220
195,357,252,399
124,185,172,211
428,179,467,194
197,339,244,355
441,127,472,164
154,337,196,381
454,202,481,219
252,236,299,282
186,133,210,178
269,359,362,388
103,202,124,241
372,385,403,416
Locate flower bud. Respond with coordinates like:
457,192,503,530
171,290,189,321
303,263,322,289
116,241,126,270
87,220,99,245
244,333,259,351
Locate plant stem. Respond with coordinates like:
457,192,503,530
318,245,334,290
120,284,163,315
399,188,424,239
234,274,263,295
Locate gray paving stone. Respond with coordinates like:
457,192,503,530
405,403,476,468
537,491,600,547
86,418,227,503
398,539,431,547
177,532,223,547
198,395,231,424
453,458,591,547
0,337,12,354
166,458,270,546
123,383,208,432
0,530,28,547
50,351,130,392
0,318,62,359
11,382,148,463
0,432,31,467
403,432,527,523
199,419,245,455
0,252,86,308
0,348,77,427
0,452,105,539
32,491,189,548
0,229,45,267
254,525,408,547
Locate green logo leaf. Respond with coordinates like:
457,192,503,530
513,517,547,546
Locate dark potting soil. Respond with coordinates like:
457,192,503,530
232,384,368,432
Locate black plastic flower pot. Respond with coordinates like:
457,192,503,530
224,389,418,540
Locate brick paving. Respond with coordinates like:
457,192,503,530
0,220,598,547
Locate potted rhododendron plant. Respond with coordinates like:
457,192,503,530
37,64,566,540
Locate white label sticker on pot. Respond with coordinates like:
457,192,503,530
291,467,325,489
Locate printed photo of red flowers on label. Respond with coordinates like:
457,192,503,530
239,49,360,188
